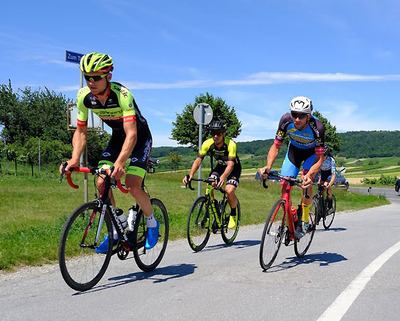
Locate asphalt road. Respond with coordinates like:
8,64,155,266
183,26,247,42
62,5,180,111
2,188,400,321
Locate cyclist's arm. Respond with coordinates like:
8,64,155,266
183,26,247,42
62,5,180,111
61,125,87,173
219,159,234,187
184,157,202,183
328,172,336,188
260,142,280,176
305,154,324,181
112,120,137,180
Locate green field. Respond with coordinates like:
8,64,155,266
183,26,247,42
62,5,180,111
0,168,390,272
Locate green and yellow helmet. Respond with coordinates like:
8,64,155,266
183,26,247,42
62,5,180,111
80,52,113,73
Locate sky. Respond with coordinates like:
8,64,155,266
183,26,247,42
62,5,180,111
1,0,399,147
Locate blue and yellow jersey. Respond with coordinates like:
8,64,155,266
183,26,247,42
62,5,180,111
274,113,325,156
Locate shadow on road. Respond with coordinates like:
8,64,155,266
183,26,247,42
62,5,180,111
264,251,348,273
72,263,197,295
192,239,260,253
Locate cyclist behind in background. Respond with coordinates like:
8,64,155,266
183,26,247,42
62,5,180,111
59,52,158,252
318,145,337,210
183,120,241,229
259,96,325,239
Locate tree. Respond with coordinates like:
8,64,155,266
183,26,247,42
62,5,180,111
312,111,342,152
171,92,241,150
168,152,182,171
0,81,73,145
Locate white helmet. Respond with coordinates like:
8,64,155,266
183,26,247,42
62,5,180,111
289,96,313,114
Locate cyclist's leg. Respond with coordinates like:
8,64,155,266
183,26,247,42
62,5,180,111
226,164,241,211
125,138,159,249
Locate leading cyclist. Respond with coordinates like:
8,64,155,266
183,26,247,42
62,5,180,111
59,52,159,252
183,120,241,229
259,96,325,239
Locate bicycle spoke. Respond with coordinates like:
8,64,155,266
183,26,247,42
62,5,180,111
59,202,112,291
187,196,211,252
294,199,316,258
259,200,285,270
133,198,169,272
221,200,240,244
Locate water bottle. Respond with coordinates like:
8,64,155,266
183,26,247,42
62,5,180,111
116,208,128,230
291,206,298,227
126,207,137,232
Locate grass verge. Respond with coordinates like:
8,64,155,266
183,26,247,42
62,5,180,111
0,171,389,271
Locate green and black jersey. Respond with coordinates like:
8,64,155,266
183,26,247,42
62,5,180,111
198,137,240,166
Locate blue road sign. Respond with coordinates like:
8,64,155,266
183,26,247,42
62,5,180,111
65,50,84,64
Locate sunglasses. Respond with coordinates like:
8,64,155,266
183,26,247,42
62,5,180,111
84,73,109,82
291,112,308,119
211,131,224,136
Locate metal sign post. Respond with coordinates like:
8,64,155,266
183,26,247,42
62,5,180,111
65,50,88,202
193,103,213,197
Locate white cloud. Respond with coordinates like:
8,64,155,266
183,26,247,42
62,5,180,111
124,72,400,90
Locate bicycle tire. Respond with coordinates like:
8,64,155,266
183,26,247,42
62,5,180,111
323,194,336,229
133,198,169,272
221,199,240,244
294,198,317,258
58,201,113,291
259,199,286,270
313,194,322,225
187,196,211,252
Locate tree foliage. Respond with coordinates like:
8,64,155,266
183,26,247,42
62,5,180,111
312,110,342,151
171,92,242,150
0,80,73,144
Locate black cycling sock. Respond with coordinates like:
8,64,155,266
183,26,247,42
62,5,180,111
230,207,236,216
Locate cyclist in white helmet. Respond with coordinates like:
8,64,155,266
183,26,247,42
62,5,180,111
260,96,325,239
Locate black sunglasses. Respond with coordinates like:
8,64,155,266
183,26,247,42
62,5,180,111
211,131,224,136
84,73,109,82
291,112,308,119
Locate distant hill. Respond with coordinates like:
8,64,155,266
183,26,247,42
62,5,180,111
152,130,400,159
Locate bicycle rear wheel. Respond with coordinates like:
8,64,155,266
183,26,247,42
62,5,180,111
323,194,336,229
58,201,113,291
133,198,169,272
221,199,240,244
294,199,317,258
259,199,286,270
187,196,211,252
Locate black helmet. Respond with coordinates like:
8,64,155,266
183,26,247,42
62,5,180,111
324,145,331,156
208,120,227,132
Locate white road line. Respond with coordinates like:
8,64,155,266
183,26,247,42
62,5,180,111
318,240,400,321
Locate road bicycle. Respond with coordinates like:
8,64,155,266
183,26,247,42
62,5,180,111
313,182,336,229
58,165,169,291
185,176,240,252
259,172,316,270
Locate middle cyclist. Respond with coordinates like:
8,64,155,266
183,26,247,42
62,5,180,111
260,96,325,239
183,120,241,229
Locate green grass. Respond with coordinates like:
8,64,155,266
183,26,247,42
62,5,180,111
0,169,390,272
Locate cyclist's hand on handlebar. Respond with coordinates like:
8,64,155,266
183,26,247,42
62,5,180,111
301,174,312,189
60,159,79,174
259,166,270,179
183,174,192,185
217,175,226,189
110,162,125,180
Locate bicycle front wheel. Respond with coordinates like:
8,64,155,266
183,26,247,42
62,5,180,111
187,196,211,252
221,199,240,244
323,194,336,229
58,201,113,291
294,198,317,258
259,199,286,270
133,198,169,272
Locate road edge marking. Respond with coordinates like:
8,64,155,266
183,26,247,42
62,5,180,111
318,240,400,321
